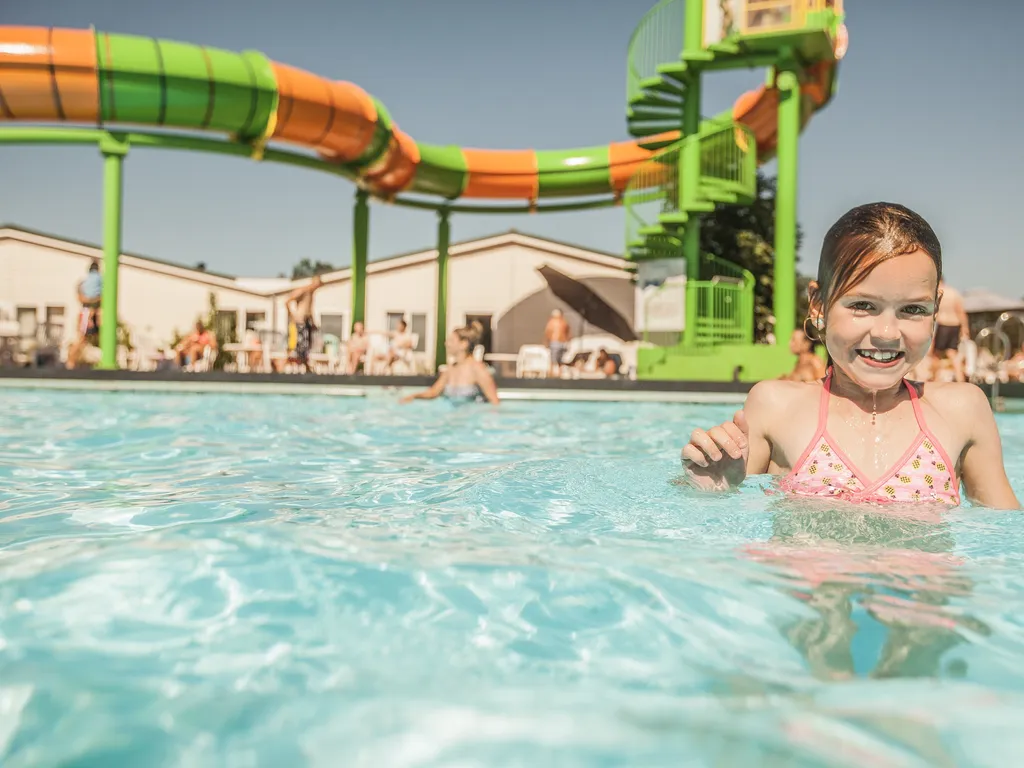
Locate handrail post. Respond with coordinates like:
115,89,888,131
773,60,800,348
351,189,369,330
433,207,451,372
97,132,129,370
680,0,704,348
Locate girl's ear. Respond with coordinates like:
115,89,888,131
807,280,824,323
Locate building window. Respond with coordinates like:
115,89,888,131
244,311,266,331
320,313,346,341
386,312,406,332
44,306,65,345
410,313,427,352
16,307,37,342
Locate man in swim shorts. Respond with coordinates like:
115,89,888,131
285,274,323,371
544,308,571,376
932,279,970,381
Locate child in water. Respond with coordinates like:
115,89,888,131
682,202,1020,509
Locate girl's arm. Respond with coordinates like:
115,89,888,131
959,386,1021,509
741,381,775,475
474,363,500,405
681,381,775,490
400,369,449,404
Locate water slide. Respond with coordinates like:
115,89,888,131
0,25,838,204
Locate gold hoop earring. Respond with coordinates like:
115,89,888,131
803,316,824,342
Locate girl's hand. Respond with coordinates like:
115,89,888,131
681,410,750,491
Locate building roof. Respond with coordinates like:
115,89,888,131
962,288,1024,314
0,223,630,297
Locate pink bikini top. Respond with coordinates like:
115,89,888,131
779,372,961,505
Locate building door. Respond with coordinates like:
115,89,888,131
465,313,493,354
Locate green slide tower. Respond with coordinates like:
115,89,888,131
624,0,846,380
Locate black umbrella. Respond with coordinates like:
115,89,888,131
536,264,637,342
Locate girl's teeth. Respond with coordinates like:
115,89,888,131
859,350,898,361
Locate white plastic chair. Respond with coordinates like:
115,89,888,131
516,344,551,378
390,333,419,375
186,346,217,372
363,333,391,375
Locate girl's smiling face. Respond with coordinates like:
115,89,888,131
814,249,939,392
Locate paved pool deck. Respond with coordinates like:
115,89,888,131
2,367,1023,407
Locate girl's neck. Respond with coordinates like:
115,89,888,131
829,366,904,414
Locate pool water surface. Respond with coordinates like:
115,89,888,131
2,389,1024,767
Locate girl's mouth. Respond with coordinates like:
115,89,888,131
857,349,905,368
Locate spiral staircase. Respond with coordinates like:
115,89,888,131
621,0,844,376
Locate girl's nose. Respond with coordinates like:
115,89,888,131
871,311,901,344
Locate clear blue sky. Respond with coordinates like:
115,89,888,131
2,0,1022,294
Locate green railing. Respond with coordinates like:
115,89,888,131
686,274,755,346
626,0,684,105
697,120,757,203
700,252,746,283
623,140,681,250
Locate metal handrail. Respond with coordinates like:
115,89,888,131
626,0,684,104
698,121,757,201
623,140,681,250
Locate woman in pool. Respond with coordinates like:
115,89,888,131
682,202,1019,509
400,321,499,405
780,328,827,383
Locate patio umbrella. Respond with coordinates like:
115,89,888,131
536,264,637,342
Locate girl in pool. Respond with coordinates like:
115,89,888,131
682,202,1019,509
400,321,499,405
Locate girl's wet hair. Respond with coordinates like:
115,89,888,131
811,202,943,317
453,320,483,348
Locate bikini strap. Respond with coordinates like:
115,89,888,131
817,368,833,430
904,378,928,432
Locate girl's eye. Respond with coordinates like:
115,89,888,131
849,301,874,312
902,305,929,315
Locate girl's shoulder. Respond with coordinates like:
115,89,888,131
745,378,824,423
916,379,991,411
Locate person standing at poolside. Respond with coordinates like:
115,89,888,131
66,260,102,369
544,308,571,376
285,275,322,372
932,278,970,382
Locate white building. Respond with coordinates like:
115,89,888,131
0,224,641,372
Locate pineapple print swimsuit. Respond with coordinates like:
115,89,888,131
779,371,961,505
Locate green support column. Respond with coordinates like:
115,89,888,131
433,207,451,372
97,133,129,369
773,66,801,346
681,76,702,348
351,189,369,327
680,0,704,348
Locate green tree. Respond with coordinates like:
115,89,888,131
203,291,237,370
291,258,335,280
699,171,810,342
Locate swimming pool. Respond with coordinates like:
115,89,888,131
2,388,1024,766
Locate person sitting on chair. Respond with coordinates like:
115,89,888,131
174,321,217,367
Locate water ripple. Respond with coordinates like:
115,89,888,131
2,389,1024,766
